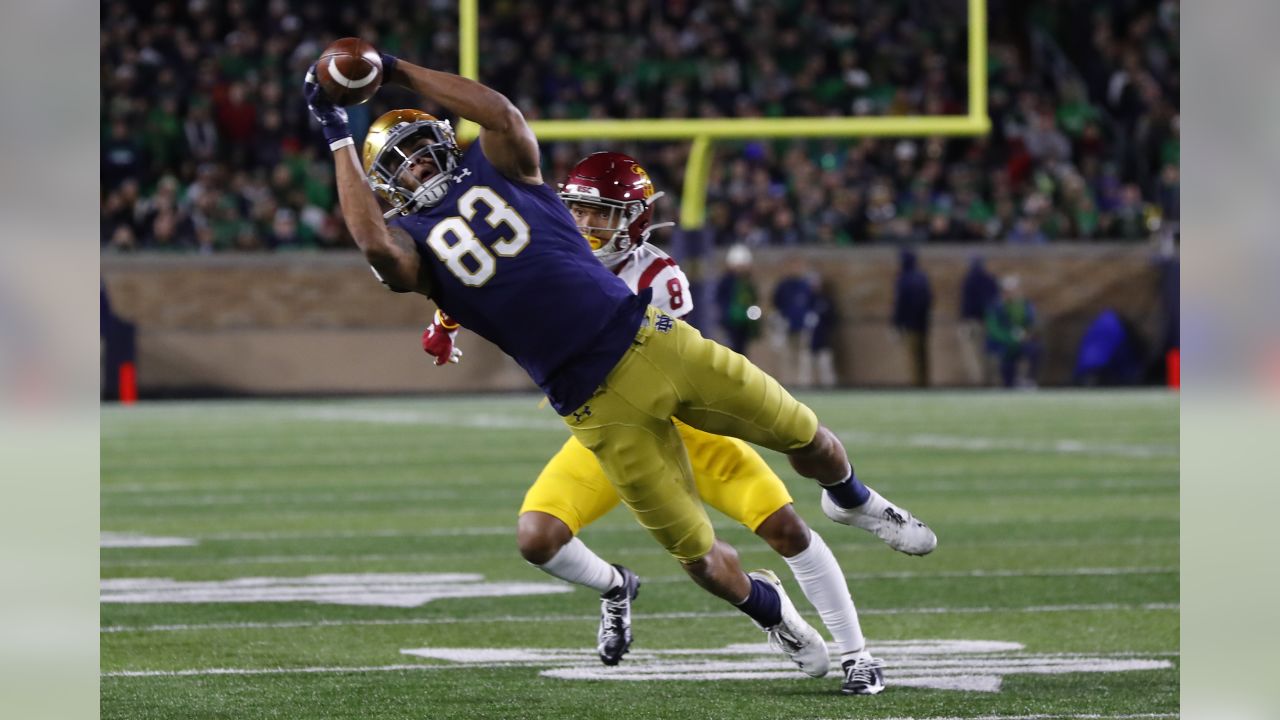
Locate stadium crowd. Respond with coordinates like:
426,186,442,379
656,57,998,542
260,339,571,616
100,0,1179,253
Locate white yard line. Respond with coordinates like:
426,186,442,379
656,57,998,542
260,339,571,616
103,656,1179,683
100,602,1179,634
838,431,1176,459
98,541,1178,574
101,553,409,567
110,523,1176,545
102,460,1174,489
100,474,1178,497
101,489,461,508
98,537,1177,566
257,407,1179,459
197,526,514,541
294,407,566,431
102,663,457,678
100,532,198,549
640,567,1176,585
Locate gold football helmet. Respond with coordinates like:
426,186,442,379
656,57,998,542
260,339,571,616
363,109,462,218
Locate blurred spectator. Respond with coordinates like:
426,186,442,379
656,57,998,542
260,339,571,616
808,279,839,389
106,224,139,253
958,256,999,384
1008,216,1048,244
771,259,818,386
100,0,1178,253
715,244,761,355
102,118,145,189
267,208,307,250
1073,308,1144,385
892,249,932,387
986,275,1041,388
183,100,219,164
145,208,195,251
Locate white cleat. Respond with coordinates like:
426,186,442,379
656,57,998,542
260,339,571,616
821,489,937,556
748,569,830,678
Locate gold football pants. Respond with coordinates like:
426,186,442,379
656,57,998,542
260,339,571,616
520,420,794,539
560,306,818,562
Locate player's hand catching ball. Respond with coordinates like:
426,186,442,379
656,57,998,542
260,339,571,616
302,64,351,152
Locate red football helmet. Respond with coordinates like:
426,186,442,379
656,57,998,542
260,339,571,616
559,152,669,268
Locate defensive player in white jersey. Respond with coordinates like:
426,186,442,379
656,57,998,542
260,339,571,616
421,152,927,694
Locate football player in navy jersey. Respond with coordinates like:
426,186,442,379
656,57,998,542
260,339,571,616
423,152,909,693
304,49,935,682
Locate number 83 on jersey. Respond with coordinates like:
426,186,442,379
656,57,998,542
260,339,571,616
425,186,531,286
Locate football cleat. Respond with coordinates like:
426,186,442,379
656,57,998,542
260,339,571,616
597,564,640,666
821,490,937,556
840,655,886,695
748,569,830,678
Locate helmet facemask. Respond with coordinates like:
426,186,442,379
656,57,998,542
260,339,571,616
367,119,460,218
562,190,666,269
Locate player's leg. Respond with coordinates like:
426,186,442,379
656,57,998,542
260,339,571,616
681,423,877,689
517,437,639,665
661,313,937,556
566,319,829,676
754,509,864,653
756,507,882,693
518,436,624,588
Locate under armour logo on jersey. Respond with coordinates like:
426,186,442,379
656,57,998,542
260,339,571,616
450,168,473,184
571,405,593,424
655,314,674,334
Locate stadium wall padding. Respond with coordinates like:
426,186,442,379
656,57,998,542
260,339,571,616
101,244,1166,396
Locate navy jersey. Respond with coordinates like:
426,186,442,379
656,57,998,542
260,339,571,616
391,144,649,415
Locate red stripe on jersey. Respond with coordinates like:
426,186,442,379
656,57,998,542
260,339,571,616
637,257,677,290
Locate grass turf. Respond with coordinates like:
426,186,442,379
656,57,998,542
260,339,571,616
101,390,1178,719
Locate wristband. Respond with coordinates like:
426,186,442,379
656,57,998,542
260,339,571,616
329,136,354,152
379,52,399,77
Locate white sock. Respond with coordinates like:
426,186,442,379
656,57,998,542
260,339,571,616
783,528,866,655
536,536,622,594
841,649,872,664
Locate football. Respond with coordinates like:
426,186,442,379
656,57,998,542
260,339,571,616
315,37,383,106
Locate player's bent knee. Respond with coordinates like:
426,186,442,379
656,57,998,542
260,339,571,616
677,544,720,580
790,424,833,459
786,425,849,484
755,505,812,558
516,511,573,565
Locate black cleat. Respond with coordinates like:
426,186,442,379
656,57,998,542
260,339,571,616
597,564,640,666
840,655,886,695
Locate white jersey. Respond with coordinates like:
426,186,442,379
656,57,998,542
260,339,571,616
613,244,692,320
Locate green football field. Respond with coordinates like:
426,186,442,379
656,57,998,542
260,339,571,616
101,391,1179,720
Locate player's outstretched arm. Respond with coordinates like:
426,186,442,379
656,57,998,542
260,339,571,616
334,146,424,293
304,65,425,295
382,55,541,185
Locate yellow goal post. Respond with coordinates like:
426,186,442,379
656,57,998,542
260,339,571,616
455,0,990,230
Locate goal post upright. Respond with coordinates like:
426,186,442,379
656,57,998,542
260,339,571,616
455,0,990,229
